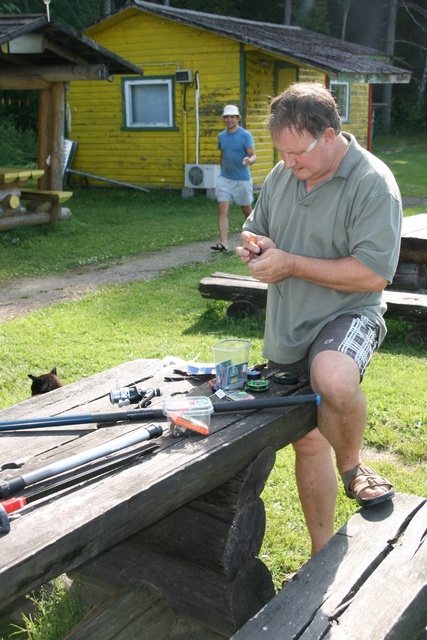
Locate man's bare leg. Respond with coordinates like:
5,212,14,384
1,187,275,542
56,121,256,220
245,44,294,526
293,429,337,555
293,350,392,555
217,201,230,249
241,204,252,219
311,350,393,498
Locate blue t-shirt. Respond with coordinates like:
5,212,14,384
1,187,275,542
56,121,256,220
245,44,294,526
218,127,254,181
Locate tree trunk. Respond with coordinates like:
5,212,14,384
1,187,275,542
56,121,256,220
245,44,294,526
382,0,399,132
284,0,292,25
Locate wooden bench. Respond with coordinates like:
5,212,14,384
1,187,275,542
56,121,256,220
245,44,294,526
20,189,73,223
232,492,427,640
200,214,427,326
199,271,427,323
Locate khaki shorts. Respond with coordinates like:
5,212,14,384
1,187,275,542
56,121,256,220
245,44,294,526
270,314,380,381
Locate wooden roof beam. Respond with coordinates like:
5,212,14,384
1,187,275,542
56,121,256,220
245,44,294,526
0,63,114,89
43,39,88,66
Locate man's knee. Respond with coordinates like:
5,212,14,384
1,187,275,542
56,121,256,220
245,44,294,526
310,351,361,404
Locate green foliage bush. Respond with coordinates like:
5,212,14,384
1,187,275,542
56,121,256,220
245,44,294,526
391,94,427,134
0,116,37,166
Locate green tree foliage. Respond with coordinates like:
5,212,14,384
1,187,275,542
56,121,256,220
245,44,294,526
0,0,425,154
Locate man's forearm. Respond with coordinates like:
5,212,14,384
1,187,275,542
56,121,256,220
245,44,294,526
290,254,387,293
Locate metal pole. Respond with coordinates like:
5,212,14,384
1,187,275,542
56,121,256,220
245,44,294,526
67,169,150,192
0,394,320,433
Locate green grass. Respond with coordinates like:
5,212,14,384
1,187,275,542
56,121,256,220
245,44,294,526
0,188,236,280
0,133,426,637
373,133,427,199
0,578,88,640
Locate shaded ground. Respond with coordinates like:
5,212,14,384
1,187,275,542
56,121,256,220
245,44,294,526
0,234,241,322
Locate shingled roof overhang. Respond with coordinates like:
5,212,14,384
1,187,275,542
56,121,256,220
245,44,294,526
131,0,410,84
0,13,143,78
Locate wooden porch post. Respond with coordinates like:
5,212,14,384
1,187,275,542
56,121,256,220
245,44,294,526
38,88,51,191
50,81,65,193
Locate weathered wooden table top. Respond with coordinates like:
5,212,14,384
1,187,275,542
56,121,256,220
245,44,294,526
0,358,316,613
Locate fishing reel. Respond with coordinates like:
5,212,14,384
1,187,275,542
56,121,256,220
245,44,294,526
109,386,162,408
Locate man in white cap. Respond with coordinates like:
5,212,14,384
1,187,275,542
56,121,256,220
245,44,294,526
211,105,256,251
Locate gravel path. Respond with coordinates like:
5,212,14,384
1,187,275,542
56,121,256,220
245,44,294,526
0,234,241,322
1,195,426,323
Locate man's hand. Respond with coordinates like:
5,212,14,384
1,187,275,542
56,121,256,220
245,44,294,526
236,231,277,267
237,231,386,291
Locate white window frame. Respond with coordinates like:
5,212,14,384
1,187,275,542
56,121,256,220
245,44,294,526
122,77,174,129
330,81,350,123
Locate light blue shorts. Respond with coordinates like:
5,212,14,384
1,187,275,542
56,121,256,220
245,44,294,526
216,176,253,206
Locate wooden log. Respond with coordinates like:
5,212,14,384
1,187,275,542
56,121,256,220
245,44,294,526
0,208,71,232
384,289,427,321
71,545,275,636
324,499,427,640
388,262,426,291
170,616,229,639
63,585,176,640
199,447,276,511
0,65,113,90
199,272,427,322
134,497,266,579
400,217,427,265
0,191,20,210
38,89,51,190
0,205,20,218
50,82,66,196
199,272,268,306
232,494,426,640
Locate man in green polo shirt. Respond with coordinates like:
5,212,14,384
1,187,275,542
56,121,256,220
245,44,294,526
237,82,401,556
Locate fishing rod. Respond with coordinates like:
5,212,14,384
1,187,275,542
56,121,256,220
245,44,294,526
0,442,159,533
0,394,320,432
0,423,163,501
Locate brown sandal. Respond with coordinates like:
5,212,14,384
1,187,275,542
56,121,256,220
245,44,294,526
341,464,395,507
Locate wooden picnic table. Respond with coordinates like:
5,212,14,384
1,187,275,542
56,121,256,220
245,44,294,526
0,358,317,638
0,167,72,228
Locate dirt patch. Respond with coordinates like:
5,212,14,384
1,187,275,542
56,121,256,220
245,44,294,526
0,234,241,322
402,196,427,208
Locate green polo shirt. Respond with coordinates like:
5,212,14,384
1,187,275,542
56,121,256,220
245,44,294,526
243,133,402,364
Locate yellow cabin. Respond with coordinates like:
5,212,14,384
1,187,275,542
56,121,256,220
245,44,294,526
68,1,410,192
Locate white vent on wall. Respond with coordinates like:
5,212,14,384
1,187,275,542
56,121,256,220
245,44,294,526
184,164,220,189
176,70,192,84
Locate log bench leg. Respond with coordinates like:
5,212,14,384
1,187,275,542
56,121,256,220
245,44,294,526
67,448,277,638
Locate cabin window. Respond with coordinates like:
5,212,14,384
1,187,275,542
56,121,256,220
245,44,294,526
330,81,349,122
122,77,174,129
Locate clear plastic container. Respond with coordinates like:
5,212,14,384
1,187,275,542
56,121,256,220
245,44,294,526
212,338,251,389
163,396,214,436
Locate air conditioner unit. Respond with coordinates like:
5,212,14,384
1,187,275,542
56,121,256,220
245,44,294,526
185,164,221,189
176,70,192,84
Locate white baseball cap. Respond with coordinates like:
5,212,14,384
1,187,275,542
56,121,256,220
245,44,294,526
222,105,240,117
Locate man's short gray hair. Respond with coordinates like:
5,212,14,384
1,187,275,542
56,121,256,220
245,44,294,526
265,82,342,138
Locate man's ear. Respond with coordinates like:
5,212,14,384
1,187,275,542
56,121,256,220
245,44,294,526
324,127,337,145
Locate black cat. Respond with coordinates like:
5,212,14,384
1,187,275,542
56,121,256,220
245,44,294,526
28,367,62,396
